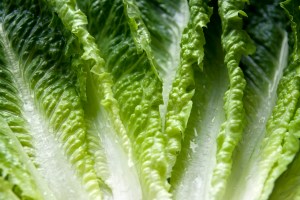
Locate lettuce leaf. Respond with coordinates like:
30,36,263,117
50,0,191,199
0,0,103,199
269,0,300,199
225,0,300,199
1,0,300,199
171,0,255,199
0,117,46,200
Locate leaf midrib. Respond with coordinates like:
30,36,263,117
0,23,89,200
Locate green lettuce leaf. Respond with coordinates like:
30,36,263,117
270,150,300,200
82,0,190,198
1,0,300,199
213,0,255,198
0,117,47,200
0,23,35,160
171,3,226,199
224,0,300,199
50,0,190,199
171,0,255,199
0,0,104,199
268,1,300,199
165,0,213,172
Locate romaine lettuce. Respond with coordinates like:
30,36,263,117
1,0,300,199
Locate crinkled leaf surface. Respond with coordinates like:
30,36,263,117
0,0,104,199
1,0,300,200
225,1,300,200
